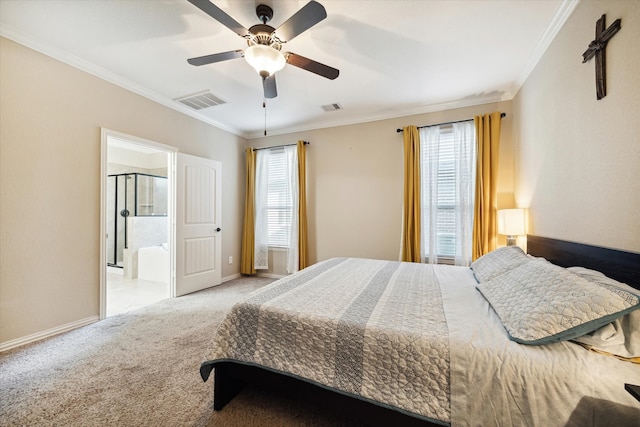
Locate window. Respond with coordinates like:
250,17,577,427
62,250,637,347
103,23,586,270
254,146,299,270
264,148,293,247
253,143,304,273
420,121,476,266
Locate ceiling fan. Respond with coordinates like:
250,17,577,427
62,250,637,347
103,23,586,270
187,0,339,99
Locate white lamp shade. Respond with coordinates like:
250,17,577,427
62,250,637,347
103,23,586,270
497,209,526,236
244,45,286,77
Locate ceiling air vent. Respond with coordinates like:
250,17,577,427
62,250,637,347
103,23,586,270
175,91,226,110
321,103,342,112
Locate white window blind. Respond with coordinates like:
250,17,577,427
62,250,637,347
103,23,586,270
433,128,456,260
420,121,476,266
265,149,293,248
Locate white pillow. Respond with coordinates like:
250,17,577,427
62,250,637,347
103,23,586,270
470,246,530,283
568,267,640,360
567,266,640,296
477,259,640,345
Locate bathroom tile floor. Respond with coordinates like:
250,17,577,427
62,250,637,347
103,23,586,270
107,272,169,317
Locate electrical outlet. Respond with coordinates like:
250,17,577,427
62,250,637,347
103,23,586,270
228,256,233,264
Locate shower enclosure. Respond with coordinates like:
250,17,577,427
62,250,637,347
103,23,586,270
106,173,168,268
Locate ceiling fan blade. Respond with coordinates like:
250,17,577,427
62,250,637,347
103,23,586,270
275,1,327,42
187,50,244,66
187,0,250,38
286,52,339,80
263,75,278,99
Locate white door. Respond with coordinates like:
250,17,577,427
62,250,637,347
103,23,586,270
175,153,222,296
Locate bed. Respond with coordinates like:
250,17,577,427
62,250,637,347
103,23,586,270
200,235,640,426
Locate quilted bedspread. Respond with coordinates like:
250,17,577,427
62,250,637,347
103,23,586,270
201,258,640,426
201,257,452,424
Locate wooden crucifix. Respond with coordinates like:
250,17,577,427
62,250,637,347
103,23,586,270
582,14,621,100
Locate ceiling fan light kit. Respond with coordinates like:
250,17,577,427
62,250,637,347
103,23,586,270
187,0,339,99
244,44,286,78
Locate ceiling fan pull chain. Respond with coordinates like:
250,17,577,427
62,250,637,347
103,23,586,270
263,98,268,136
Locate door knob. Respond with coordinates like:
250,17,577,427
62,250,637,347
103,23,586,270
216,227,221,232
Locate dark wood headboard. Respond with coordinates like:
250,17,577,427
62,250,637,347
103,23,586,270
527,235,640,291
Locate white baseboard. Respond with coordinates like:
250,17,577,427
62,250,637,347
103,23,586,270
0,315,100,353
221,273,241,283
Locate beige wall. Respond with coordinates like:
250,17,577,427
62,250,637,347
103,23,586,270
251,101,514,273
0,37,247,345
513,1,640,252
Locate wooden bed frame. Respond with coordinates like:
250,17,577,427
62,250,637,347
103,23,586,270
526,235,640,290
210,235,640,425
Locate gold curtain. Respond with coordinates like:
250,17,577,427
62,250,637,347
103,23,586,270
401,126,421,262
297,141,309,270
472,112,503,260
240,147,256,274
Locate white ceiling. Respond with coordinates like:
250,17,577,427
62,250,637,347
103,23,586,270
0,0,577,139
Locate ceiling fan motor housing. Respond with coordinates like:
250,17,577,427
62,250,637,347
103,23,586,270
249,5,284,50
247,24,280,49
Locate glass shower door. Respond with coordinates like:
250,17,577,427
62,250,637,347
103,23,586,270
107,174,134,267
107,175,116,266
107,173,167,268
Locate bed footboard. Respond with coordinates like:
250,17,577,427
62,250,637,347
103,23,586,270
213,362,247,410
211,361,442,426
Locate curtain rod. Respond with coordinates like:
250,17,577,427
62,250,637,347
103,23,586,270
252,141,310,151
395,113,506,133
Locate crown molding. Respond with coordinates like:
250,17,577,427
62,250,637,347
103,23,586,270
509,0,580,97
0,25,248,139
245,92,512,139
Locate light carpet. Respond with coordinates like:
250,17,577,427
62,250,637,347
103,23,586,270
0,276,364,426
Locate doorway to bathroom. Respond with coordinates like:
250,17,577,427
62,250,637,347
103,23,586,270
103,132,174,317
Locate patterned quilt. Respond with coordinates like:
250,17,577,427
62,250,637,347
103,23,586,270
201,258,452,424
